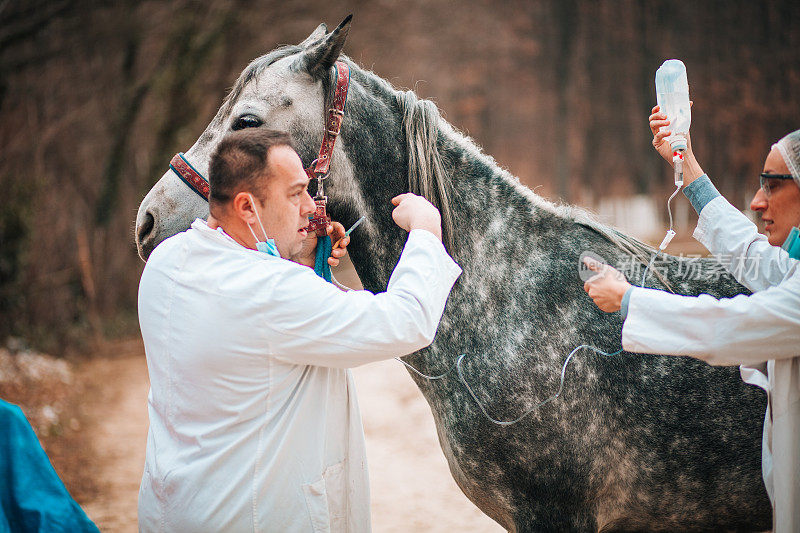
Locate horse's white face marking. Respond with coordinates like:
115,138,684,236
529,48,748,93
227,56,325,141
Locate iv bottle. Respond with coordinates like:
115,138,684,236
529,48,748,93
655,59,691,152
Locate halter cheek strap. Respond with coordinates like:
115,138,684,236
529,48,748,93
305,61,350,178
305,61,350,237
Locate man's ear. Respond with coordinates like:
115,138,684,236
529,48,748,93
232,192,258,225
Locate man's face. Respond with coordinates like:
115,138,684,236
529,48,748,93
750,147,800,246
255,145,317,258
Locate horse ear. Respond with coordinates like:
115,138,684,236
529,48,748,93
293,14,352,78
299,23,328,47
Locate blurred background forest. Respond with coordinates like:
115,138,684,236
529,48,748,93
1,0,799,353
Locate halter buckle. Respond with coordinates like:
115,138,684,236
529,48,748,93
327,108,345,136
315,174,326,199
307,195,331,237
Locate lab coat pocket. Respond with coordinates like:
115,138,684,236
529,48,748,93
303,461,347,533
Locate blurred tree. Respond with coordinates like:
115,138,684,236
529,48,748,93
552,0,577,202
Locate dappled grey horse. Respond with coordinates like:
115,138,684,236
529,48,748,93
135,17,771,532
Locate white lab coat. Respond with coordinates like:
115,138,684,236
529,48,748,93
137,219,461,533
622,196,800,532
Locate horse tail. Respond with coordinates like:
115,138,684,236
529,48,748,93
396,90,456,254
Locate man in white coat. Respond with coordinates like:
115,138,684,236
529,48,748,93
137,128,462,532
583,114,800,532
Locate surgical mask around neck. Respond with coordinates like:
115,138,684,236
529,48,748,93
783,226,800,259
247,194,280,258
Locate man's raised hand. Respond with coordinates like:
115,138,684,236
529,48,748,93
391,193,442,241
327,222,349,267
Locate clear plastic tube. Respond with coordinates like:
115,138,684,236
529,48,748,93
400,176,683,426
396,345,622,427
673,151,684,187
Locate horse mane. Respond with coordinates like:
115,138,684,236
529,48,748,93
221,46,303,116
388,77,668,288
388,75,671,289
395,90,456,253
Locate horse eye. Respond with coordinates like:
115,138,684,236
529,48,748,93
231,115,263,131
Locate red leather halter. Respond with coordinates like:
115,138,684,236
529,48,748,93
168,60,351,237
305,60,350,236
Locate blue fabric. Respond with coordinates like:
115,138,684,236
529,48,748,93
620,287,633,320
783,226,800,259
683,174,721,215
0,400,99,533
314,236,332,282
255,239,280,258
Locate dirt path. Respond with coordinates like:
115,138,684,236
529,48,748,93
353,359,502,532
77,340,501,532
80,341,150,532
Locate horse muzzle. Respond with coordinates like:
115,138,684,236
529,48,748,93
135,168,207,261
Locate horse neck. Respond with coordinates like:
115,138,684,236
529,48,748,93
339,77,558,292
438,121,557,239
334,74,410,292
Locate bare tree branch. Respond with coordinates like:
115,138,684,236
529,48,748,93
0,0,73,50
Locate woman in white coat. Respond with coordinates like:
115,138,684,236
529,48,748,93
583,111,800,532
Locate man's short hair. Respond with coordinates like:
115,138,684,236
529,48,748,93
208,129,295,208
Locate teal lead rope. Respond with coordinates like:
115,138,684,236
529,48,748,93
312,216,366,282
314,236,332,282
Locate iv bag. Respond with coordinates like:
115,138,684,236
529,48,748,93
655,59,691,152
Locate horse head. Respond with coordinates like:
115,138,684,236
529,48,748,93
136,15,453,294
136,17,355,259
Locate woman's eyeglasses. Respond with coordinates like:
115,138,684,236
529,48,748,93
759,172,794,198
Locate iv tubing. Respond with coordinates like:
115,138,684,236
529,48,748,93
396,346,623,426
640,183,681,286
